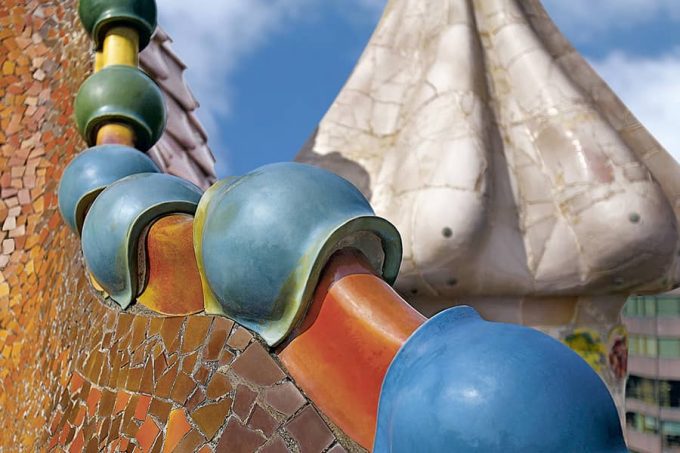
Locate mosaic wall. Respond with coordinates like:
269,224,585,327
45,307,357,452
0,1,359,451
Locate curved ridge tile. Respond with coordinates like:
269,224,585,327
58,145,160,235
194,162,402,346
81,173,203,309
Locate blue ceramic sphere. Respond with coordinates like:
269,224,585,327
194,162,402,346
58,145,160,234
82,173,202,308
374,306,628,452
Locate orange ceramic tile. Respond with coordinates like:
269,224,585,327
206,372,232,399
190,398,233,439
279,250,425,449
86,387,102,418
69,430,85,453
170,372,195,405
174,430,205,452
135,416,160,452
73,406,86,427
162,409,191,453
181,317,212,353
113,392,130,414
69,373,84,395
203,326,227,361
134,395,152,421
148,398,172,424
137,215,205,316
186,388,206,412
159,318,183,353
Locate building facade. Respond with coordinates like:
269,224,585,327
625,291,680,452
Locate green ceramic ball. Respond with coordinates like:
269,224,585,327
74,65,166,151
78,0,157,50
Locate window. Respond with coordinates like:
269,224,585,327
623,295,680,318
629,335,659,358
627,412,659,434
645,298,657,317
627,376,658,405
663,421,680,448
658,297,680,317
659,338,680,359
626,375,680,408
646,336,658,357
624,298,638,317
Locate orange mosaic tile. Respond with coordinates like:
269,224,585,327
163,409,192,453
136,416,160,452
206,372,232,400
191,398,233,440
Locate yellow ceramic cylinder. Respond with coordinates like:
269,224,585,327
100,26,139,69
95,122,136,147
94,50,104,72
93,27,140,146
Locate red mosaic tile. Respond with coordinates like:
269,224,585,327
226,326,252,351
215,418,266,453
248,404,278,437
286,406,334,453
264,382,306,417
231,343,285,387
259,437,290,453
233,385,257,421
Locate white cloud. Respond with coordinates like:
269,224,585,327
543,0,680,42
591,49,680,163
158,0,311,125
158,0,386,174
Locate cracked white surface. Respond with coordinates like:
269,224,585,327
297,0,680,409
298,0,680,304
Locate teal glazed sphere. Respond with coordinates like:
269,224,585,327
195,162,402,346
81,173,202,309
74,65,166,151
58,145,160,235
374,306,628,453
78,0,157,50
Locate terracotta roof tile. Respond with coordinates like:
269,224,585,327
140,27,216,189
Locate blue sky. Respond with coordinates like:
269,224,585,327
159,0,680,178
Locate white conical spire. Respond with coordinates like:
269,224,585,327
300,0,680,299
298,0,680,409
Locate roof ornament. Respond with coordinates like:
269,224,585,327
297,0,680,407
